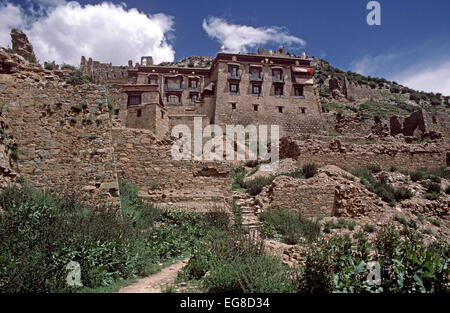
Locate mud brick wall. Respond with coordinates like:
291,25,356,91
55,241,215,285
0,79,120,210
294,139,448,170
112,127,233,210
267,176,335,217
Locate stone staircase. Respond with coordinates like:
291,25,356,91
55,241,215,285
233,191,261,239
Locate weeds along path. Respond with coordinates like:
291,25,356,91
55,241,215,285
118,258,189,293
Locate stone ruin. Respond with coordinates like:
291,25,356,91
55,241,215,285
10,29,38,63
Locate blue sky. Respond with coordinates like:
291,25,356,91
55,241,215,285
1,0,449,94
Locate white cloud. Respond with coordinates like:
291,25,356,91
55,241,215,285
0,1,175,65
350,51,450,96
0,2,24,47
349,53,398,76
394,61,450,96
202,17,306,53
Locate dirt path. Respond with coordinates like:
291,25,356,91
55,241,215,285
118,258,189,293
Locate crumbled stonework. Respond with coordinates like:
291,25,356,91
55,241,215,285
10,29,37,64
255,165,387,218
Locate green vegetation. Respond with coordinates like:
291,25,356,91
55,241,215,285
358,100,416,119
61,64,77,71
44,62,56,70
427,218,442,228
231,164,317,196
324,128,343,137
350,167,412,206
1,180,448,293
409,167,449,182
107,97,115,118
0,180,216,292
321,102,355,114
363,224,376,233
394,215,417,229
66,70,90,85
260,208,321,244
424,193,440,201
324,218,356,233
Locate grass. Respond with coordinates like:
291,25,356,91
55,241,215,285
358,100,416,118
350,166,412,206
321,102,355,114
232,164,317,196
427,218,442,227
409,166,450,182
363,224,376,233
424,193,440,201
0,180,220,292
260,208,321,244
66,70,90,85
323,218,356,233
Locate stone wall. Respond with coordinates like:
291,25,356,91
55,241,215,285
263,175,335,217
112,127,232,211
0,76,121,210
0,114,17,189
80,56,131,85
294,138,448,169
255,165,387,218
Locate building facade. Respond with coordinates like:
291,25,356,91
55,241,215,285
117,49,323,138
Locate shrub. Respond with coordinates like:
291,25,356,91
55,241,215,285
260,208,321,244
243,176,274,196
203,231,295,293
44,62,56,70
297,241,333,293
394,187,413,201
367,164,382,173
424,193,440,201
363,224,376,233
61,63,77,71
302,163,318,179
427,218,442,227
66,70,90,85
422,181,441,194
410,170,424,182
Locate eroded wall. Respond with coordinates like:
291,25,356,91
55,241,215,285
112,127,232,211
0,77,121,210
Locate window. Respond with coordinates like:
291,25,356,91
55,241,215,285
301,107,306,114
274,86,284,97
294,85,304,97
190,92,199,104
167,94,180,104
249,66,262,80
228,65,240,78
165,77,183,90
161,111,165,119
229,82,239,94
253,104,259,111
252,84,262,96
278,106,284,113
231,103,236,110
189,78,199,89
128,94,141,106
114,109,119,115
272,69,283,81
137,109,142,117
148,76,158,85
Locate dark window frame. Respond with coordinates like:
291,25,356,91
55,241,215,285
127,94,142,106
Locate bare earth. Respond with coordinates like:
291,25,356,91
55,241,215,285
118,259,188,293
